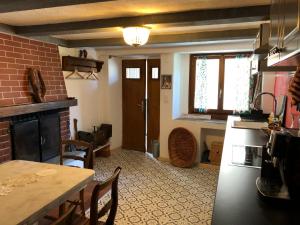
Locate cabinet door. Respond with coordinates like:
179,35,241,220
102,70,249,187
270,0,282,49
39,112,61,161
281,0,300,59
283,0,299,43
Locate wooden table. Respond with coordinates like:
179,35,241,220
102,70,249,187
0,160,95,225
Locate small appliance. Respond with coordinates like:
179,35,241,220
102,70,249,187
230,145,263,168
256,130,300,201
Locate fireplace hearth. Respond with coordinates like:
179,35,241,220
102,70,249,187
11,111,61,162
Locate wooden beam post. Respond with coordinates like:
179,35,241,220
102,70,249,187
14,5,269,36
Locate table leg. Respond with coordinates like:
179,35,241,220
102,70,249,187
59,203,66,216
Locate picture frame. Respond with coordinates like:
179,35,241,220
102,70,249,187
161,75,172,89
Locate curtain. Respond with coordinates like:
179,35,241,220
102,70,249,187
194,57,208,112
226,55,251,112
249,73,262,109
194,55,251,113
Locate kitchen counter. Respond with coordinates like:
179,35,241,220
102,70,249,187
211,116,299,225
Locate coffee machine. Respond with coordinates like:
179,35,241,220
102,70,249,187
256,129,300,201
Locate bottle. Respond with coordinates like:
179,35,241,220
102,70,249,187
268,112,274,124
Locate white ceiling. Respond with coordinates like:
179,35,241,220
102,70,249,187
0,0,270,46
0,0,270,26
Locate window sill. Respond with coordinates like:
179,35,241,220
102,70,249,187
176,114,227,124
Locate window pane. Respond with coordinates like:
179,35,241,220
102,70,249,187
126,68,140,79
194,58,219,110
223,57,251,111
152,67,159,79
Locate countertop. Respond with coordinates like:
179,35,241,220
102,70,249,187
211,116,299,225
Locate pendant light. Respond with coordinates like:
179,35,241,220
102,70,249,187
123,26,151,47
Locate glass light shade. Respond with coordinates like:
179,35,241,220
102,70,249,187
123,26,150,47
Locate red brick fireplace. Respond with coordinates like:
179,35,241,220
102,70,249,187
0,32,73,162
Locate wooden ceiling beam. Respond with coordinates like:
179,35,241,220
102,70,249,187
0,0,115,13
14,5,270,36
66,29,258,48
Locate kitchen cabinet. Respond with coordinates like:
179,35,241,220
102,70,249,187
268,0,300,66
252,23,296,71
212,116,300,225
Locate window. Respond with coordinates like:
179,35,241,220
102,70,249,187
189,53,251,119
151,67,159,79
126,68,140,79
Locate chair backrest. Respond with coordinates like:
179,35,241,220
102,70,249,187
60,139,93,169
89,167,122,225
51,201,78,225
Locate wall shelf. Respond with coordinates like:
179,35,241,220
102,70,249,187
62,56,103,73
0,99,77,118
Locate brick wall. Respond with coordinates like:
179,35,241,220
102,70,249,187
0,119,10,162
0,32,67,106
60,109,70,141
0,32,70,163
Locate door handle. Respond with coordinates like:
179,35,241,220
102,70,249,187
40,136,46,145
137,100,145,112
219,89,223,100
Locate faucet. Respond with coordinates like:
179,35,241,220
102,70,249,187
252,92,278,117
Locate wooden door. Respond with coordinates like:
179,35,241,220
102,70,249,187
122,59,146,152
147,59,160,152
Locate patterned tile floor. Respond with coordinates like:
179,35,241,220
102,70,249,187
93,149,219,225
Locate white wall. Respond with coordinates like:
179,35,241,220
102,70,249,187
58,47,122,150
172,54,181,118
91,41,253,160
60,41,288,160
105,57,123,149
172,53,190,117
59,47,103,136
159,53,225,160
179,54,190,115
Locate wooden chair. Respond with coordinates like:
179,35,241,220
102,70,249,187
60,139,94,215
60,139,93,169
44,201,79,225
73,167,122,225
90,167,121,225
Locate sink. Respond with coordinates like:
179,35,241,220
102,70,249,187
232,120,268,130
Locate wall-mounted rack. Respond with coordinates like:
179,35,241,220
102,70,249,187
62,56,104,80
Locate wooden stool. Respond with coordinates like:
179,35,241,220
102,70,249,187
94,143,111,158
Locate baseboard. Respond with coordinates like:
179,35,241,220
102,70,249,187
199,163,220,169
157,157,170,162
110,146,122,151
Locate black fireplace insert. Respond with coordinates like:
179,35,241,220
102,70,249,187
11,111,61,162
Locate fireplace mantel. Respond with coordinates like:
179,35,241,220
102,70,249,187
0,99,77,118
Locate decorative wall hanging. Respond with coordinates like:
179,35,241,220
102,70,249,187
161,75,172,89
28,68,46,103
